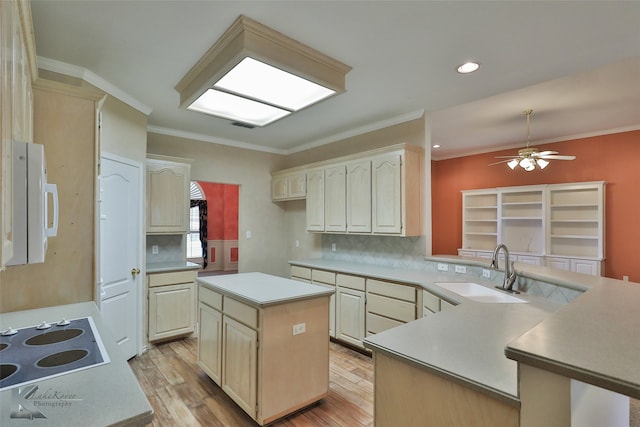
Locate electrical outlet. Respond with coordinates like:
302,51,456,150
293,323,306,335
151,245,159,255
454,265,467,274
437,263,448,272
623,275,629,281
331,243,337,252
482,268,491,279
246,230,252,239
295,240,300,248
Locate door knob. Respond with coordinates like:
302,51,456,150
131,268,141,275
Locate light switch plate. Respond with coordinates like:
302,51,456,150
151,245,159,255
437,263,448,272
482,268,491,278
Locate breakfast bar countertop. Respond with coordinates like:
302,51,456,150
0,302,153,426
290,257,640,403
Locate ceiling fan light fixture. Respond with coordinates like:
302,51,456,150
507,159,519,170
536,158,549,169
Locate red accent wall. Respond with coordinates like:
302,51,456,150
197,182,239,241
431,130,640,281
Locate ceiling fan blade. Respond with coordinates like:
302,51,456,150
494,155,520,159
532,150,558,157
539,155,576,160
489,159,517,166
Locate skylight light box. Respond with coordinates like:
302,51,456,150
175,15,351,127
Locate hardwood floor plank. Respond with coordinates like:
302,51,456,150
132,339,373,426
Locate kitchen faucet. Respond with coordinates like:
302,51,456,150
490,244,518,293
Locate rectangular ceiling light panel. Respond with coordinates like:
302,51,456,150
187,89,290,127
175,15,351,128
214,57,336,111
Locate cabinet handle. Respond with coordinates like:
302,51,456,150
131,268,141,275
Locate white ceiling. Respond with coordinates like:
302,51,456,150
30,1,640,160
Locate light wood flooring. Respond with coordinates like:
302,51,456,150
129,338,373,427
130,337,640,427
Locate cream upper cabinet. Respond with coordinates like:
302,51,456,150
324,164,347,232
1,0,35,269
306,168,325,231
146,156,191,234
271,170,306,201
346,160,372,233
372,154,402,234
294,144,423,236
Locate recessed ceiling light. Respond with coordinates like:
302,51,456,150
432,144,441,149
457,62,480,74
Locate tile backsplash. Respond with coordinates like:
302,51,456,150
146,235,186,263
321,234,427,269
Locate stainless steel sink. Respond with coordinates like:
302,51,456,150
435,282,527,303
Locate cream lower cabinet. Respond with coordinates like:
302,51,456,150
422,289,456,316
335,274,366,348
366,279,417,336
222,315,258,416
198,283,330,425
198,300,222,384
147,270,196,342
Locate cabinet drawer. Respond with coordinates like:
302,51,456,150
423,290,441,313
291,265,312,280
200,285,223,311
367,293,415,323
367,279,416,302
336,273,365,291
148,270,196,287
224,297,259,329
366,312,404,335
312,269,336,285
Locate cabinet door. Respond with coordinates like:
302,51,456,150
271,174,288,200
222,316,258,418
198,303,222,385
146,159,190,233
288,172,306,199
372,154,402,234
325,165,347,232
148,282,195,341
336,287,365,348
571,259,600,276
347,160,371,233
306,168,325,231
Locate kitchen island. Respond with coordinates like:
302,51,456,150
197,272,334,426
0,302,153,426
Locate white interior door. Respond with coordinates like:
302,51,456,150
98,154,142,359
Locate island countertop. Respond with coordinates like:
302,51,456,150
197,272,335,307
0,302,153,426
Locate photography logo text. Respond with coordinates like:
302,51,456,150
11,384,83,420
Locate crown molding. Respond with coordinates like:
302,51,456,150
147,126,287,155
37,56,152,115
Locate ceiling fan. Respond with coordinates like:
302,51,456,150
490,109,576,171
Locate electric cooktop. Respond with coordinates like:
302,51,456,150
0,317,110,391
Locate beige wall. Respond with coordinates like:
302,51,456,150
0,80,101,312
99,96,147,163
147,132,293,276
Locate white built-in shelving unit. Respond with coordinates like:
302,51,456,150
460,182,606,276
